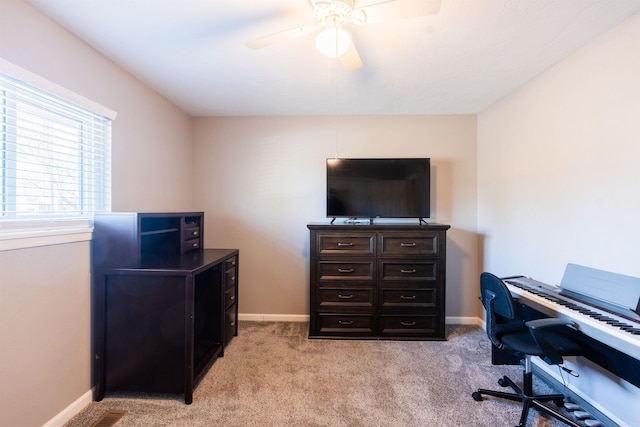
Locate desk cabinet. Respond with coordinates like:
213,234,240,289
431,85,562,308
92,212,238,404
308,223,449,340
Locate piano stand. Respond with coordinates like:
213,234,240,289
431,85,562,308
488,302,640,426
495,302,640,389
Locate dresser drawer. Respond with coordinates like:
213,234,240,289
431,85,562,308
317,261,375,282
380,314,440,337
225,256,237,270
224,307,237,346
317,287,374,309
379,232,439,257
183,238,201,251
224,286,236,310
317,233,375,256
182,225,201,241
380,261,437,281
225,268,237,289
380,288,437,308
317,313,375,335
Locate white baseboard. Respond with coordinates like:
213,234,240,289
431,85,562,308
43,389,93,427
239,313,310,322
446,316,482,326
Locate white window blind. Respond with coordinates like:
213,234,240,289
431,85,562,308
1,71,112,223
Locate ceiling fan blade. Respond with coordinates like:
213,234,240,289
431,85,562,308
355,0,441,25
340,43,363,71
245,24,317,49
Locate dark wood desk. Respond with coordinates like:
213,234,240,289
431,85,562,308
92,213,238,404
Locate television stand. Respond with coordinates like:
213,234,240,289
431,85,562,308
307,222,450,340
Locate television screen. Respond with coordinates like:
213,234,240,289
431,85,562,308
326,158,430,219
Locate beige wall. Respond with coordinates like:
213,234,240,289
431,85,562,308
0,0,193,426
477,12,640,282
192,115,479,318
0,243,91,426
477,13,640,426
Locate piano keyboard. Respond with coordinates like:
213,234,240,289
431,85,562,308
504,278,640,362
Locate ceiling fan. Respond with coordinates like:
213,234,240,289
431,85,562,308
245,0,442,71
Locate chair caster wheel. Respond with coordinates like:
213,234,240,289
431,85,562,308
472,392,483,401
498,377,508,387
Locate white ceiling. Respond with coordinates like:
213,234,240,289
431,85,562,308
26,0,640,116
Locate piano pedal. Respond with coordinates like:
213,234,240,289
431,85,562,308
562,401,603,427
573,410,590,420
563,401,580,411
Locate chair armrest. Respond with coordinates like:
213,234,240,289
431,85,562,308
525,318,577,330
525,318,578,365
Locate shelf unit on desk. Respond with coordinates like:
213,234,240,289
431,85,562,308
92,212,238,404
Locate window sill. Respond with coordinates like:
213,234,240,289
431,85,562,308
0,223,93,252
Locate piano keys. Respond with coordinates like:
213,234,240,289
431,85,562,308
505,277,640,362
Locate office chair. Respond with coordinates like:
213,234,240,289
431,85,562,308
472,272,584,427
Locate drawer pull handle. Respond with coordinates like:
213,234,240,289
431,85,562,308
400,295,417,300
192,242,199,248
337,242,353,247
401,321,416,326
400,269,417,274
338,320,354,325
230,321,236,326
192,230,199,236
338,294,354,299
338,268,355,274
230,295,235,301
400,242,417,247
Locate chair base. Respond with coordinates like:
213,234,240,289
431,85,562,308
473,365,583,427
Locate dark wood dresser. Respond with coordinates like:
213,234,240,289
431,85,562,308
307,222,450,340
92,212,238,404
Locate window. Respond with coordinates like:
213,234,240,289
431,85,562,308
0,59,116,250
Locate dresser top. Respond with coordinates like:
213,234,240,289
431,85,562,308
307,222,450,231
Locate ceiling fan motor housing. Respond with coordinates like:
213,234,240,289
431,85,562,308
311,0,356,26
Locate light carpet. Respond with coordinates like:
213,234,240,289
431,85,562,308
64,322,570,427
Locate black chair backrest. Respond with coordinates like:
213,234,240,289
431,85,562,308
480,272,521,350
480,272,516,320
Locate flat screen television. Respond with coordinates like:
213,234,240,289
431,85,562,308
326,158,430,220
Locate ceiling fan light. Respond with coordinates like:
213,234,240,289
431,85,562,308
315,27,352,58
